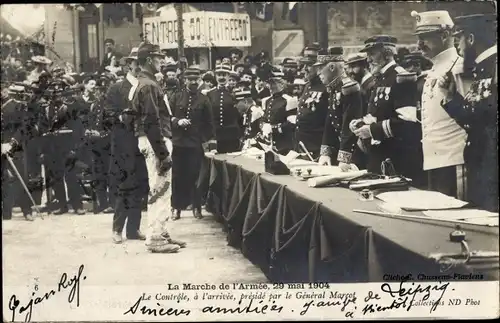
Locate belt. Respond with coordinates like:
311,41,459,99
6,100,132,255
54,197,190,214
43,129,73,136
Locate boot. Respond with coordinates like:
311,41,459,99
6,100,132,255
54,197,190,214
171,208,181,221
24,213,34,222
53,207,69,215
193,207,203,219
168,238,187,248
127,231,146,240
112,232,123,244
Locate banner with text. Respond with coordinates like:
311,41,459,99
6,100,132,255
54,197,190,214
143,11,252,49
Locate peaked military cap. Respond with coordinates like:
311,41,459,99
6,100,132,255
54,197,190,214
345,52,368,65
452,14,497,36
184,65,201,79
411,10,454,35
215,63,232,74
400,51,433,71
360,35,398,52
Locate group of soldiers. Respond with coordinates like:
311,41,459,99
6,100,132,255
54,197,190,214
1,9,497,252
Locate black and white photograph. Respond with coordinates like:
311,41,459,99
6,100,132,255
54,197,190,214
1,1,498,321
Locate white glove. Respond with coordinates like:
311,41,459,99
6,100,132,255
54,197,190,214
177,119,191,127
338,162,352,172
1,142,13,155
349,119,363,132
318,155,331,166
261,123,272,137
363,114,377,125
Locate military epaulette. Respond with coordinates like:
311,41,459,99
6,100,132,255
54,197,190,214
283,94,298,111
396,71,417,83
341,81,360,96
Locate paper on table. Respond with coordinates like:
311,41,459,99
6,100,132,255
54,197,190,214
376,190,468,211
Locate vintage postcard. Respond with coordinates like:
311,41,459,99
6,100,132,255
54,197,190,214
2,1,498,322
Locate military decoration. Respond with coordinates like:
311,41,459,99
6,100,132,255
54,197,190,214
384,87,391,101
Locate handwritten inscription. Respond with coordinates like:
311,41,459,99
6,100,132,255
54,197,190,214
8,264,86,322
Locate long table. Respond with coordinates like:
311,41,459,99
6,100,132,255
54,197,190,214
198,154,499,283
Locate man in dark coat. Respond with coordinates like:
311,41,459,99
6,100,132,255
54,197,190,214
169,65,217,220
442,14,498,212
352,36,424,186
205,62,242,153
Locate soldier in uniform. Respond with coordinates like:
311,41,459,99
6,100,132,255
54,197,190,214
294,50,331,159
86,74,115,213
1,85,38,221
411,10,467,196
169,66,217,220
317,51,364,170
205,63,242,153
259,68,298,155
117,42,173,243
352,36,424,186
442,14,498,212
344,52,376,116
37,77,86,215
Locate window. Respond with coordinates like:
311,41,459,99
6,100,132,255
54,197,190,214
87,24,98,58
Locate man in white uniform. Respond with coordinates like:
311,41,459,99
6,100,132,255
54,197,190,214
411,10,468,199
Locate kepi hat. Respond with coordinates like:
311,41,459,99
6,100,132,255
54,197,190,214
411,10,454,35
360,35,398,52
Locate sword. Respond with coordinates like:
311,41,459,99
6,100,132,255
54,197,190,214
6,154,44,219
298,141,315,162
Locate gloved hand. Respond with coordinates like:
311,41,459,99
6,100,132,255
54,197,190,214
1,142,13,156
157,155,172,176
318,155,331,166
338,162,352,172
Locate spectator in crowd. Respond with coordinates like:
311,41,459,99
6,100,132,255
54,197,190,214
101,38,117,72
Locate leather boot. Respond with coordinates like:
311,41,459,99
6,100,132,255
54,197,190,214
112,232,123,244
193,208,203,219
171,208,181,221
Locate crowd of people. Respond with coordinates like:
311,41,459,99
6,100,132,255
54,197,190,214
1,9,497,253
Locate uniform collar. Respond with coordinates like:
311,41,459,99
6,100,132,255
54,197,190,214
380,60,396,74
475,45,497,64
431,47,458,67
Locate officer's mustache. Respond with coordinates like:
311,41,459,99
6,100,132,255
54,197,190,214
217,77,227,83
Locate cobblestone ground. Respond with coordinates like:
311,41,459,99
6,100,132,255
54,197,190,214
2,208,267,287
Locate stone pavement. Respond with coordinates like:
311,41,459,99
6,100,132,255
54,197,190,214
2,208,267,288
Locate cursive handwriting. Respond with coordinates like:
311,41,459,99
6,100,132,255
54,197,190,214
124,296,190,316
8,264,86,322
361,281,450,315
300,294,357,316
202,299,283,315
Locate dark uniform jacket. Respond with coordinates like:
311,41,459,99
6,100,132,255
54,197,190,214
1,98,38,149
169,88,216,149
443,49,498,212
364,61,423,180
295,77,329,156
125,70,170,161
261,92,297,155
359,73,376,116
321,79,364,164
205,86,242,142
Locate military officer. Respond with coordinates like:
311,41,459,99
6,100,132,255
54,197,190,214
317,49,364,170
37,78,86,215
169,65,217,220
259,67,298,155
294,50,330,159
352,36,424,186
344,52,376,116
1,85,38,221
411,10,466,195
442,14,498,212
205,62,242,153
